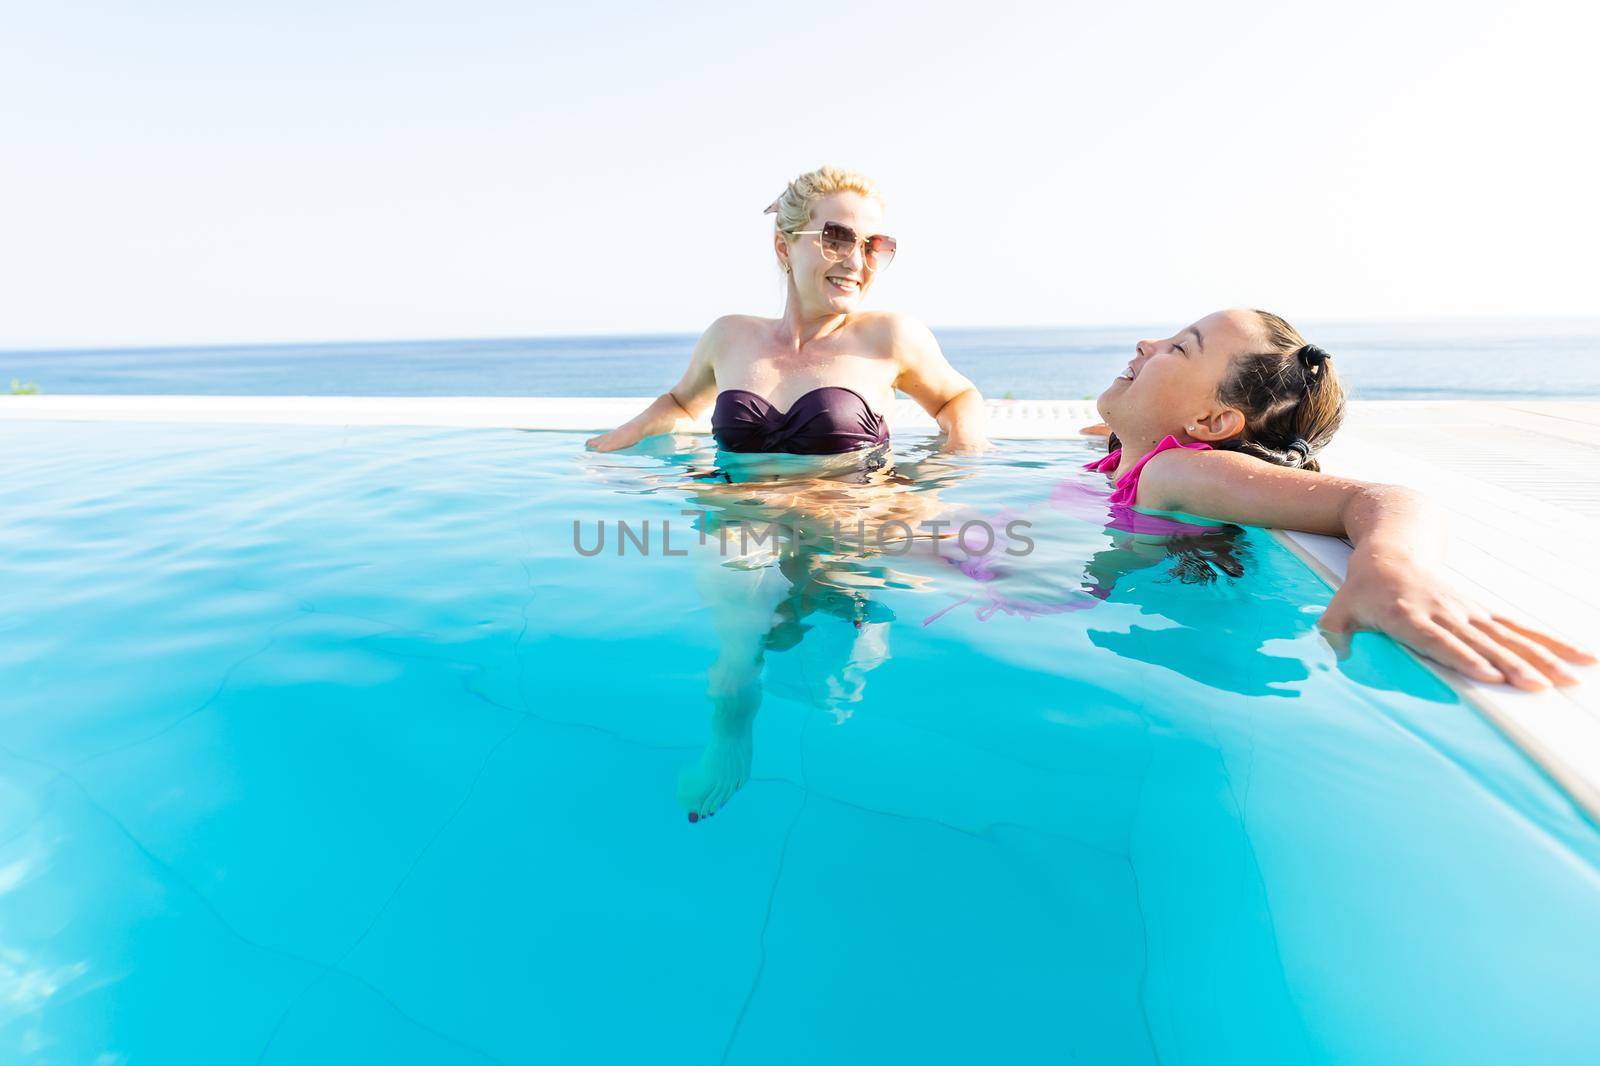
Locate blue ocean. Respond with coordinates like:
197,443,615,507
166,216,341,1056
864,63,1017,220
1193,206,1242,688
6,319,1598,400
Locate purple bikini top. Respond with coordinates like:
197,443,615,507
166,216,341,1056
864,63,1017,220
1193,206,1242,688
711,386,889,454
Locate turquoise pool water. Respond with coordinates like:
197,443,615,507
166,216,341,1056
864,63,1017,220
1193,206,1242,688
2,421,1598,1064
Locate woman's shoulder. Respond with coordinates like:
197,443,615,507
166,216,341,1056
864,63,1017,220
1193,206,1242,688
852,309,931,336
698,314,772,354
707,313,774,334
851,311,939,358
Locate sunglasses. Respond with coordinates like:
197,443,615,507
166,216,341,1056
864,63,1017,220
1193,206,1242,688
791,221,898,270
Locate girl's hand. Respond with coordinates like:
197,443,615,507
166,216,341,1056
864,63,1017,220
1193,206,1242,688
1318,547,1596,691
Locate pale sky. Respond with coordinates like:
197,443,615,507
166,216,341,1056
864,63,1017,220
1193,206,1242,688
2,0,1595,349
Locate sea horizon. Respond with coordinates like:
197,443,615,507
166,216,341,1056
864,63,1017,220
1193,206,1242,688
9,311,1600,356
7,316,1599,403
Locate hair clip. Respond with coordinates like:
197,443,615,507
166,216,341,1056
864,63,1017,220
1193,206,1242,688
763,199,780,215
1298,344,1331,369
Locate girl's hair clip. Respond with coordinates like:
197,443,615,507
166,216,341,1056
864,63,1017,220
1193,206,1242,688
1298,344,1331,369
763,199,780,214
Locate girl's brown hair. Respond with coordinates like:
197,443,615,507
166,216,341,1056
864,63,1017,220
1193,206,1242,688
1211,310,1347,472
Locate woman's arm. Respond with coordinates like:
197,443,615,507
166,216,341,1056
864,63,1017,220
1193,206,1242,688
886,314,989,453
1138,449,1596,690
585,319,724,451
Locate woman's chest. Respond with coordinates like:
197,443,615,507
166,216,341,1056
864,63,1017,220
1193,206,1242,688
713,344,897,410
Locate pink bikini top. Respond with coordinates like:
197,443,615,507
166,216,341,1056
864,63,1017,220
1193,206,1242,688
1083,434,1212,505
1050,434,1216,537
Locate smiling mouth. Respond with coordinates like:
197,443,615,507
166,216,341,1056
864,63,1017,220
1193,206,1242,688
826,276,860,292
1117,364,1136,381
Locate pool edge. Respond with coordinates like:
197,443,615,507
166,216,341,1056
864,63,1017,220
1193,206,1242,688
1274,528,1600,824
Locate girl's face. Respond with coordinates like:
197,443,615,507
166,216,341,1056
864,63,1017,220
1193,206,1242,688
1096,309,1261,446
775,192,891,316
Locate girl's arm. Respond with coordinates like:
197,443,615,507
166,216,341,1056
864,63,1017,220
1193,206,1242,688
1138,449,1595,690
886,314,989,453
585,319,724,451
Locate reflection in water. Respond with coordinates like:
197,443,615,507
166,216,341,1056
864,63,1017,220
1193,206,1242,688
578,434,1319,817
1076,527,1317,698
672,445,962,820
930,473,1314,697
921,468,1249,619
579,437,973,819
924,523,1251,627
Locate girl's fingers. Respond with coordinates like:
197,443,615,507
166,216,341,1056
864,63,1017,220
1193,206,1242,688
1441,616,1550,691
1400,620,1505,684
1314,604,1355,659
1320,625,1354,660
1315,599,1350,633
1472,618,1581,687
1490,615,1598,666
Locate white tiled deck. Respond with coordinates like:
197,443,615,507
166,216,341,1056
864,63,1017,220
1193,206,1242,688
5,394,1597,817
1278,402,1600,819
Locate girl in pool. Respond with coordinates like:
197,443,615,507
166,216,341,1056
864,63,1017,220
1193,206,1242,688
1082,308,1592,690
586,165,988,457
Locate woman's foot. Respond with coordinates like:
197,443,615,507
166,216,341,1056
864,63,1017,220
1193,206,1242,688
677,727,753,822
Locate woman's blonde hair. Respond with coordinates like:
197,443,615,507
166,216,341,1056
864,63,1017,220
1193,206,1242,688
766,166,884,237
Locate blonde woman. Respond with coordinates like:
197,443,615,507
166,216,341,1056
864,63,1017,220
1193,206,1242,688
586,166,987,456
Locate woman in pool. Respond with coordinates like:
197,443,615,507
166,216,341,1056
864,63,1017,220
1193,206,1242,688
585,165,988,456
1085,308,1593,690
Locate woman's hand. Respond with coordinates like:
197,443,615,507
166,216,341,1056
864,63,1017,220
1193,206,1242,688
930,388,990,454
585,425,643,452
586,324,721,453
1319,546,1595,690
886,315,992,453
586,388,707,452
939,428,992,455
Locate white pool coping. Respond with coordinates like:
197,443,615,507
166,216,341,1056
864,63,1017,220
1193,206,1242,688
6,394,1598,819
